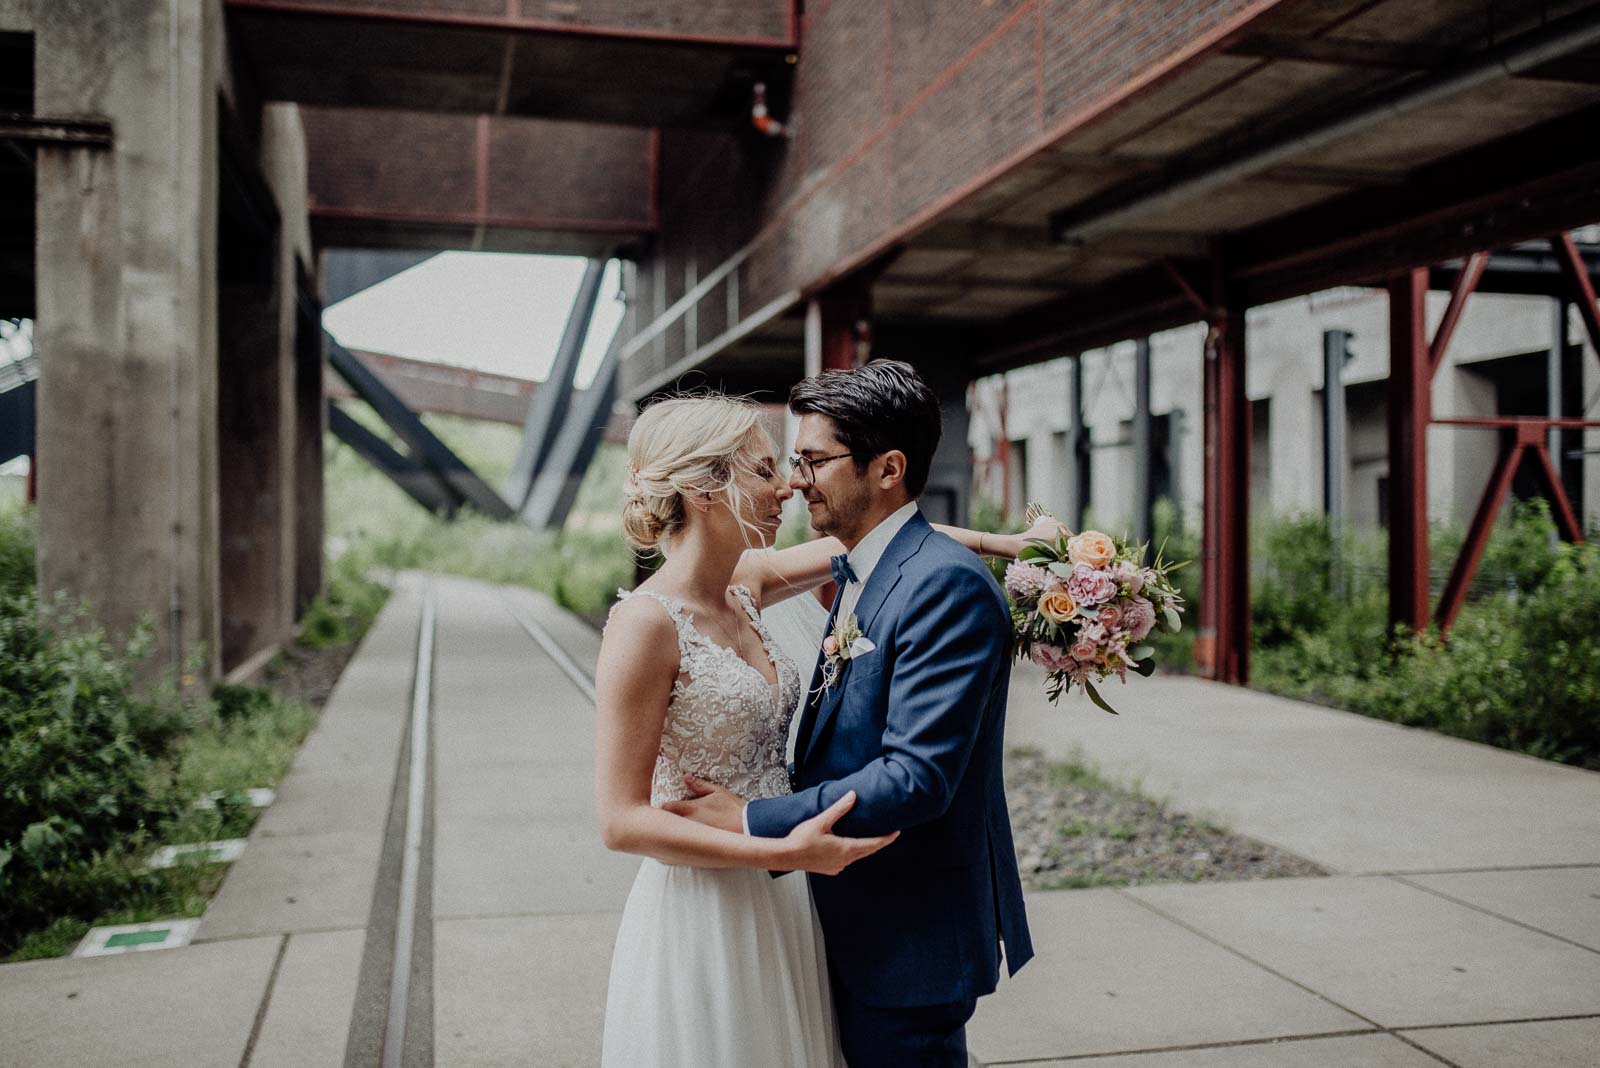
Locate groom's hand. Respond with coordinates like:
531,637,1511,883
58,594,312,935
662,775,746,834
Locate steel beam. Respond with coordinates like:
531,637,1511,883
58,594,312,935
1133,336,1153,555
0,112,113,147
0,375,34,465
521,328,624,530
1071,354,1090,534
504,258,605,511
1387,269,1432,637
327,402,460,516
326,334,514,519
1052,6,1600,246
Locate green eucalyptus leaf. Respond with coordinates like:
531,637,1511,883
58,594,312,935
1082,678,1120,715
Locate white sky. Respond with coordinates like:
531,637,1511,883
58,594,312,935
323,252,624,389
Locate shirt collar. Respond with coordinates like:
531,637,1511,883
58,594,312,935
845,501,919,586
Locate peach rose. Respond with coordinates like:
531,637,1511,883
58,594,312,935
822,634,839,656
1037,588,1077,624
1067,530,1117,568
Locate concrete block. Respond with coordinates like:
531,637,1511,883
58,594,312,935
432,823,640,921
1400,1017,1600,1067
1013,1032,1442,1067
0,936,278,1067
196,830,381,940
968,889,1367,1064
1401,867,1600,951
1128,876,1600,1027
434,913,620,1067
247,929,367,1068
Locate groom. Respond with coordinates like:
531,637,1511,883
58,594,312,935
670,359,1033,1065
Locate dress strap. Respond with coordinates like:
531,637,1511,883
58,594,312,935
610,587,701,655
727,584,782,657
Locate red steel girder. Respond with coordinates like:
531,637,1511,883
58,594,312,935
1552,232,1600,358
1434,418,1587,633
1196,303,1250,685
1429,251,1488,377
1387,269,1431,636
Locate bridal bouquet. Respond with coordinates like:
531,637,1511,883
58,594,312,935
1004,507,1187,714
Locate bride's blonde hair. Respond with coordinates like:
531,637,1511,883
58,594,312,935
621,393,773,553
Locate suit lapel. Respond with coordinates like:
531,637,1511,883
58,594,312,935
798,514,933,766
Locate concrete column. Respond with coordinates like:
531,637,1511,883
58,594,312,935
263,104,315,621
34,0,222,684
218,280,284,672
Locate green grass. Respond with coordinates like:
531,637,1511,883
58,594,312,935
324,410,636,619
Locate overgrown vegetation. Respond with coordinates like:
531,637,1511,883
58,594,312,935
325,410,635,623
1252,500,1600,769
0,500,387,960
978,493,1600,769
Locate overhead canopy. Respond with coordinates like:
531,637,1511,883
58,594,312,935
633,0,1600,399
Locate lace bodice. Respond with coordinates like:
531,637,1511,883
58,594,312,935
608,585,803,807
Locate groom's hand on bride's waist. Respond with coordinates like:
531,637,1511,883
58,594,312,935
662,774,747,835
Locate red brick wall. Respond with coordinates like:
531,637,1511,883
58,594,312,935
302,107,654,231
239,0,794,44
721,0,1283,312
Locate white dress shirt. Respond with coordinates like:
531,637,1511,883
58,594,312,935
742,501,921,835
836,500,920,622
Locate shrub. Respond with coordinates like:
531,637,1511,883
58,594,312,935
0,504,34,598
0,594,190,951
298,551,390,650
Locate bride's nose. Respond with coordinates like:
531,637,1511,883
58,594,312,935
773,479,794,502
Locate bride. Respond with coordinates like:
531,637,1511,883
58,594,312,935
594,393,1055,1066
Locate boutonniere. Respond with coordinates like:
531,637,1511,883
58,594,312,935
818,612,875,693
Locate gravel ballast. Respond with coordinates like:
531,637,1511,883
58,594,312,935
1004,747,1327,891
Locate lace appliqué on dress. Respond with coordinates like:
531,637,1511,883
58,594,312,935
607,585,802,807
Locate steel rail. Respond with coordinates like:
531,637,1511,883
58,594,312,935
382,584,436,1068
498,592,597,703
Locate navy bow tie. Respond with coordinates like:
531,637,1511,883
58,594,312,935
830,553,858,587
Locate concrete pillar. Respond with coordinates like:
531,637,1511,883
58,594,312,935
34,0,222,684
263,103,315,623
218,279,284,672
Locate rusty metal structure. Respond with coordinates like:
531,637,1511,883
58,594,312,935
4,0,1599,683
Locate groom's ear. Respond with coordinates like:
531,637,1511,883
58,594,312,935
876,449,908,490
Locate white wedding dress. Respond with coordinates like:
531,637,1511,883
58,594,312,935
601,585,844,1068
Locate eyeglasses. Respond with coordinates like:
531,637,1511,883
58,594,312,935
787,452,855,487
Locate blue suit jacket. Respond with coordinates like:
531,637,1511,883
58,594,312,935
747,512,1034,1008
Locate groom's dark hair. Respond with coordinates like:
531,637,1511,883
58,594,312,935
789,359,942,498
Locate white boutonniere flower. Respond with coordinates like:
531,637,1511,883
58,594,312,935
818,612,875,693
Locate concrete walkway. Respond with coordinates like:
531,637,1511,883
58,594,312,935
0,576,1595,1066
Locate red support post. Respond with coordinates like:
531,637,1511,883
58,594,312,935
1387,269,1431,636
1435,436,1523,633
1429,251,1487,376
1551,232,1600,361
1196,304,1250,684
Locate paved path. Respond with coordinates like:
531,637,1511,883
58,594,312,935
0,576,1595,1066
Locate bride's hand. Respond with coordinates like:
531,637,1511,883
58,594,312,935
783,791,898,875
1019,504,1071,549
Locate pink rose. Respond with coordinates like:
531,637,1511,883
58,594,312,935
1070,639,1097,661
822,635,839,656
1096,602,1124,632
1124,597,1157,641
1066,563,1117,606
1029,643,1074,672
